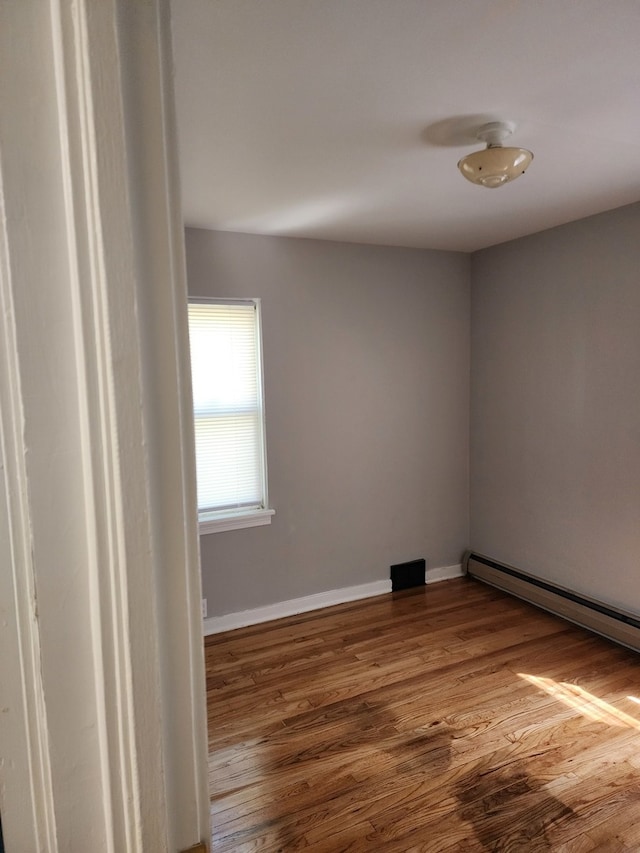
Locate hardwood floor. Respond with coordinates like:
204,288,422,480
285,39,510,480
205,577,640,851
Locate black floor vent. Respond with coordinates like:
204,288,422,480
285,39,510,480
390,558,426,591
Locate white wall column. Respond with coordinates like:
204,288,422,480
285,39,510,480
0,1,209,850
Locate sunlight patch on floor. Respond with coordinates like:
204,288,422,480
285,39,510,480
519,673,640,730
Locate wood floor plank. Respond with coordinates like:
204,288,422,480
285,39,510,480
205,577,640,850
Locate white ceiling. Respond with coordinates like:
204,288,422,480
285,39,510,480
170,0,640,253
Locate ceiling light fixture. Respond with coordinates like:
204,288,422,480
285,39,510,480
457,121,533,188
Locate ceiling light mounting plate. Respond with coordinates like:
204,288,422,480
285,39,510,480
476,121,515,147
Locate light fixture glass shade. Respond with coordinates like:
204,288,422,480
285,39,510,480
457,145,533,188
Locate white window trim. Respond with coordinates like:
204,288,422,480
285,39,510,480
189,297,274,534
199,507,275,534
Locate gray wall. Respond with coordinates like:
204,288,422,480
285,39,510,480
471,203,640,614
186,229,470,616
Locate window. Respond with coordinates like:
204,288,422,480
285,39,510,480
187,298,273,533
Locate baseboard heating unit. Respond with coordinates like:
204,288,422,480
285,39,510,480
463,551,640,654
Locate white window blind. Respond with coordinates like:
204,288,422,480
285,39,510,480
187,300,268,520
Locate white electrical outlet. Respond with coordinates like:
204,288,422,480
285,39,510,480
201,598,207,619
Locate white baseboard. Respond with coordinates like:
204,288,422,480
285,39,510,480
203,579,391,636
203,563,465,636
427,563,464,584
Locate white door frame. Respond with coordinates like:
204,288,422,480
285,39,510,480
0,1,209,850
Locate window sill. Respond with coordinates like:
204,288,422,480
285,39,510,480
198,508,275,535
